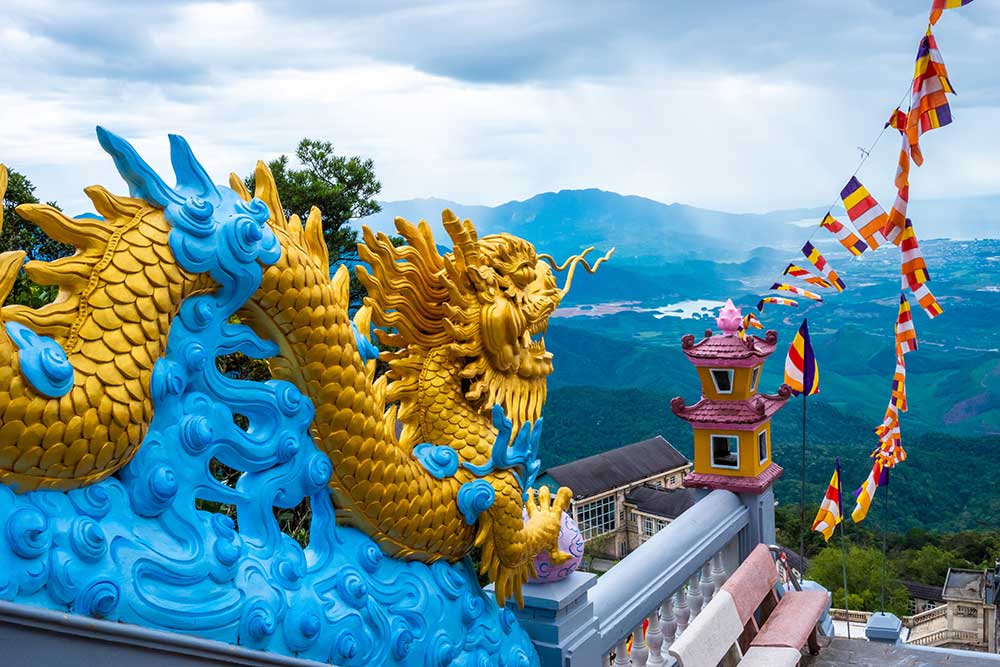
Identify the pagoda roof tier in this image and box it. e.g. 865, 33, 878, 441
684, 463, 783, 494
670, 385, 792, 428
680, 329, 779, 368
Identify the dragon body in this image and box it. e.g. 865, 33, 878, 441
0, 133, 612, 604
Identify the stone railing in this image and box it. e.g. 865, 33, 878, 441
829, 608, 873, 625
909, 628, 980, 647
904, 604, 948, 628
508, 488, 766, 667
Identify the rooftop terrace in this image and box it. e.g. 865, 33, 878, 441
804, 637, 1000, 666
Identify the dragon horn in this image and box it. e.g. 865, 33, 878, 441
96, 127, 184, 208
168, 134, 217, 199
441, 209, 480, 270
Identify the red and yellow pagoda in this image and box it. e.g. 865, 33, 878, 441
671, 299, 791, 493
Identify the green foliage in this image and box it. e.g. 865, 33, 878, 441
1, 167, 71, 307
245, 138, 381, 263
808, 544, 909, 615
898, 545, 974, 587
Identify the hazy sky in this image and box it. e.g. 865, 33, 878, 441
1, 0, 997, 215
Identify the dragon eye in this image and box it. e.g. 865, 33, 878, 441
511, 266, 533, 287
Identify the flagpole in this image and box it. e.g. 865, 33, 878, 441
800, 393, 807, 568
880, 469, 890, 613
836, 458, 851, 640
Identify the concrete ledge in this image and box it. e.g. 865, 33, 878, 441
0, 600, 332, 667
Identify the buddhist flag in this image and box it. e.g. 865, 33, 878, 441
852, 460, 887, 524
890, 353, 908, 412
784, 319, 819, 396
908, 28, 955, 166
812, 462, 843, 542
911, 282, 943, 319
883, 186, 909, 246
895, 293, 918, 355
900, 220, 931, 290
886, 110, 912, 191
929, 0, 975, 26
819, 213, 868, 257
742, 312, 763, 330
783, 263, 833, 289
758, 296, 798, 312
801, 241, 846, 292
771, 282, 823, 302
840, 177, 888, 250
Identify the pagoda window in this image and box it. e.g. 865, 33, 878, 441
576, 494, 617, 540
710, 368, 734, 394
758, 429, 769, 464
710, 435, 740, 469
750, 365, 761, 393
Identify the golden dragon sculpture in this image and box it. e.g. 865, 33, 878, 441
0, 141, 612, 605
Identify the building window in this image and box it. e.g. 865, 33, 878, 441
577, 495, 617, 540
711, 435, 740, 469
669, 475, 677, 486
750, 366, 761, 393
710, 368, 734, 394
654, 480, 663, 489
643, 517, 657, 537
758, 429, 769, 464
629, 511, 637, 525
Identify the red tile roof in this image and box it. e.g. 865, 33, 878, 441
670, 386, 792, 425
681, 330, 779, 364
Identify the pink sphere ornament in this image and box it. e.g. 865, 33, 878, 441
529, 510, 584, 583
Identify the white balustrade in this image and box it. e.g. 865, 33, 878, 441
700, 561, 715, 603
644, 610, 665, 667
660, 597, 677, 652
630, 622, 649, 667
525, 489, 751, 667
687, 573, 703, 620
612, 638, 629, 667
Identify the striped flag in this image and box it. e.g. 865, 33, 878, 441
742, 312, 763, 330
895, 293, 918, 355
908, 28, 955, 166
784, 319, 819, 396
802, 241, 846, 292
886, 110, 912, 191
811, 463, 843, 542
883, 186, 909, 246
771, 282, 823, 302
900, 220, 931, 290
758, 296, 798, 312
911, 282, 943, 319
841, 177, 888, 250
783, 263, 833, 289
890, 353, 908, 412
929, 0, 974, 25
852, 459, 887, 523
819, 213, 868, 257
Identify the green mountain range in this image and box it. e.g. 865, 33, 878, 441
359, 188, 1000, 528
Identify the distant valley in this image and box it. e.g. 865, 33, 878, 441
354, 189, 1000, 528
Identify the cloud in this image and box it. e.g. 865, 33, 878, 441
0, 0, 997, 217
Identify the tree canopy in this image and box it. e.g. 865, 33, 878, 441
1, 166, 70, 307
245, 138, 382, 265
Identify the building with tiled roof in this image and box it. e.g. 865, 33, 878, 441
539, 436, 694, 561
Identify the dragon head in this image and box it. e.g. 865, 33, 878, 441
357, 210, 612, 433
